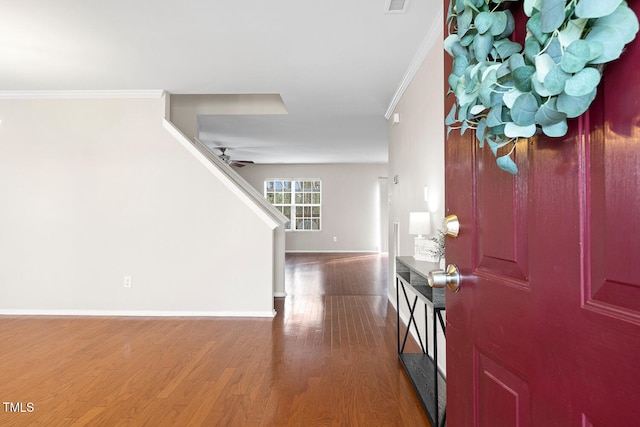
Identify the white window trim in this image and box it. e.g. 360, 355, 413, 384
264, 178, 322, 232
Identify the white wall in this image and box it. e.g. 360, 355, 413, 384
0, 96, 276, 316
388, 32, 447, 372
238, 163, 388, 252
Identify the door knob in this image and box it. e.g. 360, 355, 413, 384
428, 264, 460, 293
442, 215, 460, 238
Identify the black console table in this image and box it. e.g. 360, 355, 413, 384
396, 256, 446, 427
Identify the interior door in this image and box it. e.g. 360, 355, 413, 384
444, 1, 640, 425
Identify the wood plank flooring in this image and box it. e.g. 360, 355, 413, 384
0, 253, 428, 426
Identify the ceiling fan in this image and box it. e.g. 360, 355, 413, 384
217, 147, 254, 168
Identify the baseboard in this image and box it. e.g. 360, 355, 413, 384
285, 250, 381, 254
0, 309, 276, 318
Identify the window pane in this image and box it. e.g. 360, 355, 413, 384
295, 181, 301, 192
304, 193, 311, 204
295, 193, 303, 204
303, 181, 311, 191
274, 193, 282, 204
311, 219, 319, 229
266, 181, 274, 192
312, 206, 320, 217
312, 193, 320, 204
283, 206, 291, 219
266, 193, 274, 203
284, 193, 291, 204
284, 180, 291, 192
313, 181, 320, 192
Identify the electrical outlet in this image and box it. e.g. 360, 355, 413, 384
333, 236, 338, 242
123, 276, 132, 288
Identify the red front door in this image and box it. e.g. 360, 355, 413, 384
444, 1, 640, 425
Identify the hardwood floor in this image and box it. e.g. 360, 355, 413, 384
0, 253, 428, 426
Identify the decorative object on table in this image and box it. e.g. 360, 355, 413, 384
444, 0, 639, 174
409, 212, 431, 261
427, 228, 447, 264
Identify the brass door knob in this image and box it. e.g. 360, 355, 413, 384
442, 214, 460, 238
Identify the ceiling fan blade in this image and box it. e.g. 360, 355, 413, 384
229, 160, 254, 168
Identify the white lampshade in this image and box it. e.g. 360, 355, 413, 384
409, 212, 431, 237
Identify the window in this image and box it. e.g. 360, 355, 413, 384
265, 179, 321, 231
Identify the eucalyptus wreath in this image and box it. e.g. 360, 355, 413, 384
445, 0, 639, 174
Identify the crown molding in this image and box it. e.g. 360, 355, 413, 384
0, 90, 165, 100
384, 6, 444, 120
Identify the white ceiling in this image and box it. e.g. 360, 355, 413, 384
0, 0, 440, 164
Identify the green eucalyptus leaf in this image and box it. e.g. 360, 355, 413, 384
564, 67, 602, 97
587, 41, 604, 62
584, 4, 639, 63
445, 103, 457, 126
543, 65, 570, 95
479, 70, 498, 107
546, 37, 563, 64
535, 53, 555, 83
494, 39, 523, 59
473, 32, 494, 62
490, 11, 508, 36
476, 118, 488, 147
496, 61, 511, 78
505, 122, 537, 138
561, 39, 591, 73
541, 0, 567, 33
487, 137, 511, 156
575, 0, 623, 19
475, 12, 493, 34
557, 88, 597, 118
458, 103, 470, 121
453, 55, 469, 76
542, 119, 569, 137
490, 89, 506, 106
460, 33, 476, 47
524, 37, 542, 64
532, 76, 554, 97
489, 124, 506, 138
511, 93, 539, 126
448, 74, 460, 91
584, 26, 625, 64
451, 40, 470, 59
458, 7, 473, 37
487, 105, 503, 127
509, 53, 526, 70
496, 153, 518, 174
512, 65, 535, 92
461, 120, 470, 135
535, 99, 567, 126
503, 88, 524, 109
526, 12, 549, 45
444, 34, 461, 56
524, 0, 542, 17
470, 104, 487, 115
593, 3, 639, 44
499, 9, 516, 38
558, 18, 588, 48
481, 63, 501, 81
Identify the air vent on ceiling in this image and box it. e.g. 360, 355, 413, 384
385, 0, 409, 13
